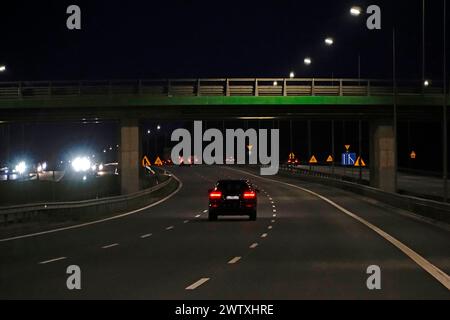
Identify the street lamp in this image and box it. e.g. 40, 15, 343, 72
424, 79, 431, 87
289, 71, 295, 79
273, 81, 278, 86
349, 8, 363, 81
157, 125, 161, 131
350, 6, 362, 16
304, 57, 312, 66
0, 65, 6, 72
325, 37, 334, 46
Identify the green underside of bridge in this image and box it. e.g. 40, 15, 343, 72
0, 95, 448, 109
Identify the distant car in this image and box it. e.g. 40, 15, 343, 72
97, 163, 119, 176
208, 180, 258, 221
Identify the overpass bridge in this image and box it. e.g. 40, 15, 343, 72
0, 78, 448, 196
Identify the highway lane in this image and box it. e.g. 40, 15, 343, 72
0, 165, 449, 299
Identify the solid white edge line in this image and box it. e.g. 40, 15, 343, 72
185, 278, 210, 290
39, 257, 67, 265
227, 167, 450, 291
0, 174, 183, 243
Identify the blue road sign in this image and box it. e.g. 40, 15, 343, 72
342, 153, 357, 166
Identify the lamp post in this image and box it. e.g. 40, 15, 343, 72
393, 27, 398, 192
443, 0, 448, 202
146, 129, 151, 156
155, 125, 161, 157
349, 8, 362, 81
422, 0, 426, 91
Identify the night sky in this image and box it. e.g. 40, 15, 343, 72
1, 0, 448, 80
0, 0, 449, 171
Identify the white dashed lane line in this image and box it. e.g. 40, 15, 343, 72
102, 243, 119, 249
184, 220, 190, 224
38, 257, 67, 265
166, 226, 175, 231
228, 257, 242, 264
268, 226, 273, 230
249, 243, 259, 249
261, 233, 268, 238
140, 234, 152, 239
203, 210, 208, 214
195, 214, 201, 218
186, 278, 210, 290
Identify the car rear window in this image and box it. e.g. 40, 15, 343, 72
217, 181, 249, 193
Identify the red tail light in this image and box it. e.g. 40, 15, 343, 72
243, 191, 256, 199
209, 191, 222, 199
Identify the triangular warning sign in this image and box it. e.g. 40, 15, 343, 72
154, 157, 163, 166
142, 156, 151, 168
355, 156, 366, 167
309, 155, 318, 164
326, 155, 334, 163
345, 145, 351, 152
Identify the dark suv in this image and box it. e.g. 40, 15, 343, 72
208, 180, 258, 221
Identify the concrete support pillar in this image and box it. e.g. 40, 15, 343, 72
369, 120, 397, 193
120, 118, 140, 195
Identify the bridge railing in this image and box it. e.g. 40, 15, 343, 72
0, 78, 445, 100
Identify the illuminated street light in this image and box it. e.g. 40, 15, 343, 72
350, 6, 362, 16
325, 37, 334, 46
147, 129, 151, 134
304, 57, 312, 66
273, 81, 278, 86
157, 125, 161, 130
0, 65, 6, 72
289, 71, 295, 79
424, 79, 431, 87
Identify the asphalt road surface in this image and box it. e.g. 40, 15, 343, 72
0, 166, 449, 299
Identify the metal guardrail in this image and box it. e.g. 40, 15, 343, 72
0, 78, 446, 100
277, 164, 450, 223
0, 175, 175, 226
279, 164, 367, 184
